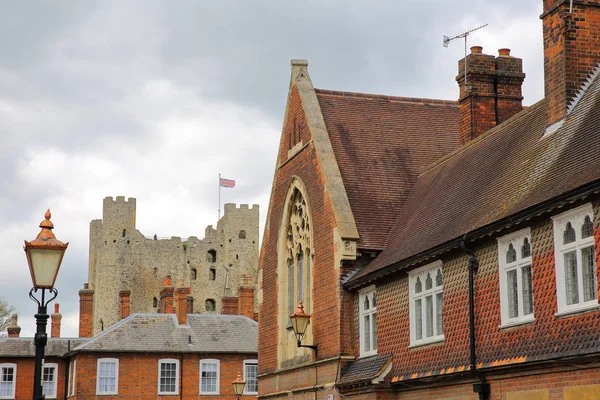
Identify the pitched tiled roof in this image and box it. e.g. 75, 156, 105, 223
74, 314, 257, 353
0, 338, 87, 357
337, 354, 392, 387
348, 71, 600, 285
315, 89, 459, 250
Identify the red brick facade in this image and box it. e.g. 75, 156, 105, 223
1, 357, 68, 400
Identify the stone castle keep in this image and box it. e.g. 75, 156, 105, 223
86, 196, 259, 335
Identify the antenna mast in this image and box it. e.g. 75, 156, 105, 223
443, 24, 488, 85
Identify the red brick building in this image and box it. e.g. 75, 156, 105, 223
258, 1, 600, 399
0, 283, 258, 399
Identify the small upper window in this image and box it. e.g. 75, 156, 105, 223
209, 268, 216, 281
43, 363, 58, 399
239, 230, 246, 239
207, 250, 217, 263
158, 359, 179, 395
96, 358, 118, 395
191, 268, 197, 280
0, 363, 16, 399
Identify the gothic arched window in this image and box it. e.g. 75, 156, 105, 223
286, 189, 312, 315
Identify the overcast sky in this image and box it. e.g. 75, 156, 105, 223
0, 1, 544, 338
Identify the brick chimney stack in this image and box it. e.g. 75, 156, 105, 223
221, 296, 239, 315
457, 46, 525, 145
239, 286, 256, 321
160, 276, 174, 314
79, 283, 94, 338
174, 280, 191, 325
7, 314, 21, 338
119, 290, 131, 319
51, 303, 62, 338
542, 0, 600, 132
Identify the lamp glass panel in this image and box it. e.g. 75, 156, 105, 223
233, 381, 246, 396
291, 315, 310, 336
30, 248, 63, 287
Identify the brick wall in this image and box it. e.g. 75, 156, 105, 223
1, 357, 68, 400
71, 352, 257, 399
259, 83, 345, 374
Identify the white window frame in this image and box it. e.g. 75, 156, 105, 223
42, 362, 58, 399
68, 360, 76, 397
359, 286, 377, 357
0, 363, 16, 400
158, 359, 179, 395
96, 358, 119, 395
497, 228, 535, 327
199, 359, 220, 395
552, 204, 598, 315
409, 260, 444, 347
243, 359, 258, 395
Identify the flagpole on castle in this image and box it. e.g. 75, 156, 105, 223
218, 173, 221, 220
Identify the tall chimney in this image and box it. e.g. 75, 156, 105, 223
542, 0, 600, 132
457, 46, 497, 145
79, 283, 94, 338
119, 290, 131, 319
160, 276, 174, 314
7, 314, 21, 338
495, 48, 526, 124
51, 303, 62, 338
174, 281, 191, 325
238, 286, 256, 321
457, 46, 525, 145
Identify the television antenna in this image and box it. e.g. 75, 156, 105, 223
443, 24, 488, 85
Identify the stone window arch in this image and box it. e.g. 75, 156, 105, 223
191, 268, 197, 280
205, 299, 216, 312
207, 249, 217, 263
277, 178, 314, 364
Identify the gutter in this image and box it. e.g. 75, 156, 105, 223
344, 178, 600, 290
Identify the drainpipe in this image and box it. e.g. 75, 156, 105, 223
461, 240, 490, 400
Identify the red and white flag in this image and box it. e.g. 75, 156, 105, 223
220, 177, 236, 188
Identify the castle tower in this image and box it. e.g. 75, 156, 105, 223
86, 196, 259, 335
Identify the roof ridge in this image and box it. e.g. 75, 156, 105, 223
417, 99, 546, 177
566, 62, 600, 115
314, 88, 458, 106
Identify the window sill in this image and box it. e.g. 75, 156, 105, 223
499, 317, 534, 330
408, 337, 444, 349
555, 303, 600, 318
358, 351, 378, 359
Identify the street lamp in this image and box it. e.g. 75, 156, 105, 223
232, 372, 246, 400
289, 301, 318, 357
24, 210, 68, 400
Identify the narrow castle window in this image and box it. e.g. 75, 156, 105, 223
122, 229, 126, 237
205, 299, 216, 312
207, 250, 217, 263
153, 268, 158, 279
239, 230, 246, 239
153, 297, 158, 308
191, 268, 197, 280
209, 268, 216, 281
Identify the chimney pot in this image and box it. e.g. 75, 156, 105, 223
7, 314, 21, 338
164, 276, 172, 287
471, 46, 483, 54
498, 48, 511, 57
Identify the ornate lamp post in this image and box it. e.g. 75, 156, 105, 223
24, 210, 68, 400
289, 301, 318, 357
232, 373, 246, 400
